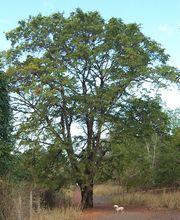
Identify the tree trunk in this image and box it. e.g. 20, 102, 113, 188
29, 190, 33, 220
80, 181, 93, 209
17, 194, 22, 220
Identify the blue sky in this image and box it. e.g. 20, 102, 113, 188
0, 0, 179, 108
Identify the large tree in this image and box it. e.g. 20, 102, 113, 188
5, 9, 178, 208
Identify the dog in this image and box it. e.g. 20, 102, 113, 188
113, 204, 124, 213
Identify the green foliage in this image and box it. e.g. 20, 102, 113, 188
97, 98, 177, 189
5, 9, 179, 207
154, 124, 180, 187
168, 108, 180, 131
112, 97, 170, 139
0, 59, 12, 177
12, 145, 72, 190
154, 109, 180, 187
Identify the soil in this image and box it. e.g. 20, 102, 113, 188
81, 206, 180, 220
72, 188, 180, 220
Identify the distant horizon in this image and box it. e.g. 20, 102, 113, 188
0, 0, 179, 109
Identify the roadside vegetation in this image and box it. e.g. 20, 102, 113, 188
112, 190, 180, 210
94, 183, 180, 210
32, 207, 81, 220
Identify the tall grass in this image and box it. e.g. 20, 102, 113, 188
0, 180, 30, 220
94, 183, 122, 197
112, 190, 180, 210
0, 180, 82, 220
93, 183, 180, 210
32, 207, 82, 220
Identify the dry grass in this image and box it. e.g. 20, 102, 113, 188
0, 180, 82, 220
62, 186, 76, 200
93, 183, 180, 210
112, 190, 180, 210
32, 207, 82, 220
0, 180, 30, 220
94, 183, 122, 197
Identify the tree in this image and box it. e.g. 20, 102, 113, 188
5, 9, 178, 208
112, 97, 169, 165
154, 109, 180, 187
12, 145, 72, 190
168, 108, 180, 131
108, 97, 170, 189
0, 55, 12, 177
154, 136, 179, 187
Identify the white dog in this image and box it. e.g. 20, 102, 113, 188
113, 204, 124, 213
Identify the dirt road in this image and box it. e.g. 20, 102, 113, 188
82, 206, 180, 220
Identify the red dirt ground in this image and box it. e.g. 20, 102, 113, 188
81, 206, 180, 220
72, 188, 180, 220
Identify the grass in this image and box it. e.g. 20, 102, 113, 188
112, 190, 180, 210
93, 183, 180, 210
32, 207, 82, 220
62, 186, 76, 200
0, 180, 82, 220
94, 183, 122, 197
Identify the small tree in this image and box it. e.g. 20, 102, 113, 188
6, 9, 178, 208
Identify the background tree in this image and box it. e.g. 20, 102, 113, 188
154, 109, 180, 187
108, 98, 170, 188
12, 144, 72, 190
5, 9, 178, 208
168, 108, 180, 131
97, 99, 179, 190
0, 55, 12, 177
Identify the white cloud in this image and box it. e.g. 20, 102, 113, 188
158, 24, 173, 35
43, 0, 54, 8
158, 24, 168, 32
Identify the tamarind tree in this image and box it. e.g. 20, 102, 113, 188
5, 9, 178, 208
